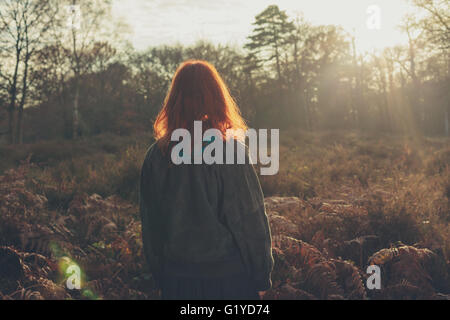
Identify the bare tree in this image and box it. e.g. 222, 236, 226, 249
43, 0, 113, 139
66, 0, 113, 139
0, 0, 52, 144
410, 0, 450, 136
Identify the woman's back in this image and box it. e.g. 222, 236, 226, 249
139, 60, 273, 299
141, 141, 240, 264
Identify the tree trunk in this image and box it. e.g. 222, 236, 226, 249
445, 109, 449, 137
8, 51, 21, 145
73, 78, 80, 139
7, 108, 15, 145
16, 107, 23, 144
60, 87, 70, 139
351, 37, 363, 130
303, 91, 310, 130
16, 51, 29, 145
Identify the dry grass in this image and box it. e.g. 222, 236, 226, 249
0, 130, 448, 299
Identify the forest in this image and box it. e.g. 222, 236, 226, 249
0, 0, 449, 142
0, 0, 449, 300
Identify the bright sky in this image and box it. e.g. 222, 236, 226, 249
112, 0, 416, 53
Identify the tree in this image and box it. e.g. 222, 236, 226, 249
51, 0, 115, 139
285, 13, 314, 129
31, 43, 72, 138
410, 0, 450, 136
244, 5, 294, 84
373, 54, 392, 132
312, 25, 351, 128
397, 15, 428, 133
0, 0, 53, 144
411, 0, 450, 49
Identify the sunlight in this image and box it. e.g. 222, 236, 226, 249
112, 0, 415, 52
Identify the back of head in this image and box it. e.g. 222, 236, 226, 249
153, 60, 247, 151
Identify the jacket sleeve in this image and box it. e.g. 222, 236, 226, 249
139, 152, 164, 288
219, 157, 274, 291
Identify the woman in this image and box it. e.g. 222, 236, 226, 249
139, 60, 273, 300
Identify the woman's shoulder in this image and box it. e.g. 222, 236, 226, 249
142, 140, 165, 167
223, 138, 254, 164
143, 138, 253, 167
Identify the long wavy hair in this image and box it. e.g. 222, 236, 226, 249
153, 60, 247, 151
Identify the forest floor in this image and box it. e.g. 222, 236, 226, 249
0, 130, 449, 299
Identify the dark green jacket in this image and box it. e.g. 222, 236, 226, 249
139, 140, 273, 291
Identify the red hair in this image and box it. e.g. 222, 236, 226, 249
153, 60, 247, 149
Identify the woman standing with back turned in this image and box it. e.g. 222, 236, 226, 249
139, 60, 273, 300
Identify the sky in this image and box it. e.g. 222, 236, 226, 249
112, 0, 416, 53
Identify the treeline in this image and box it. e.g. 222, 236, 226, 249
0, 0, 449, 144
